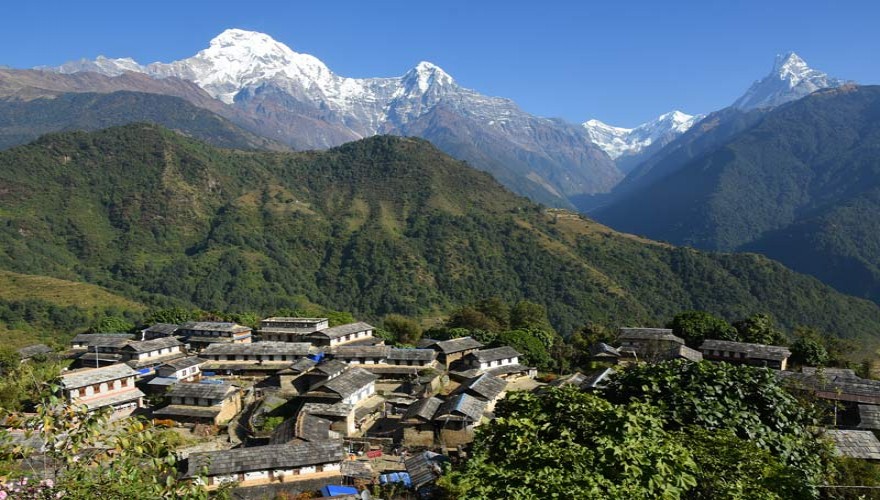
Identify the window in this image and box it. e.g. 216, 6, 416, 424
92, 384, 101, 394
121, 378, 129, 388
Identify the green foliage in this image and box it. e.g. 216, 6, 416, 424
667, 310, 737, 347
826, 457, 880, 499
601, 360, 831, 495
93, 315, 135, 333
733, 313, 787, 345
790, 326, 831, 367
440, 388, 697, 499
1, 125, 880, 350
144, 307, 199, 325
382, 314, 422, 345
0, 356, 65, 411
509, 301, 555, 335
495, 329, 552, 370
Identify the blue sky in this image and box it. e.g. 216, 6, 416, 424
2, 0, 877, 127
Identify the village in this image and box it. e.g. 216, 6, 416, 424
6, 317, 880, 498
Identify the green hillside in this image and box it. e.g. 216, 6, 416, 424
1, 124, 880, 343
595, 85, 880, 303
0, 90, 288, 151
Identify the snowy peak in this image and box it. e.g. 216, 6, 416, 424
402, 61, 455, 92
733, 52, 847, 110
583, 110, 702, 159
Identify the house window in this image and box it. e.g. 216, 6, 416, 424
92, 384, 101, 394
121, 378, 129, 388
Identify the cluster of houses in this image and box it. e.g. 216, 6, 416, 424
12, 317, 537, 494
11, 321, 880, 495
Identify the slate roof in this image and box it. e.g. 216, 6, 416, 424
284, 357, 318, 374
159, 356, 204, 372
424, 337, 484, 354
314, 359, 349, 376
178, 322, 251, 333
460, 374, 507, 401
858, 405, 880, 430
184, 440, 344, 477
297, 413, 334, 442
61, 364, 138, 389
332, 345, 388, 358
485, 364, 535, 378
433, 393, 487, 422
152, 406, 220, 419
405, 451, 448, 490
550, 372, 590, 388
70, 333, 135, 346
315, 367, 378, 399
201, 342, 314, 356
301, 402, 356, 418
18, 344, 53, 359
588, 342, 621, 357
802, 367, 857, 378
700, 339, 791, 361
387, 348, 437, 362
143, 323, 179, 336
121, 337, 182, 353
403, 397, 443, 421
825, 429, 880, 460
675, 344, 704, 362
778, 371, 880, 404
82, 389, 145, 410
165, 382, 236, 401
580, 367, 616, 390
341, 460, 373, 479
313, 322, 374, 340
469, 346, 521, 364
618, 328, 684, 344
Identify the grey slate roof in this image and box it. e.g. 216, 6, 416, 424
83, 388, 145, 410
71, 333, 135, 346
405, 451, 447, 490
315, 367, 378, 399
858, 405, 880, 430
332, 345, 387, 358
469, 346, 521, 364
460, 374, 507, 401
314, 359, 349, 376
675, 344, 704, 362
121, 337, 182, 353
580, 367, 616, 390
802, 367, 857, 378
165, 382, 236, 401
184, 440, 344, 477
425, 337, 484, 354
387, 348, 437, 362
313, 322, 374, 340
700, 339, 790, 361
778, 371, 880, 404
341, 459, 373, 479
434, 393, 487, 422
485, 364, 535, 378
825, 429, 880, 460
201, 342, 314, 356
18, 344, 53, 359
297, 413, 333, 442
403, 397, 443, 421
618, 328, 684, 344
301, 402, 355, 418
285, 357, 318, 374
588, 342, 621, 357
179, 322, 251, 333
143, 323, 179, 336
152, 406, 220, 419
61, 364, 138, 389
159, 356, 204, 372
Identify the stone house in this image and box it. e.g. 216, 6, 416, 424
305, 322, 376, 347
184, 440, 344, 489
700, 339, 790, 370
155, 356, 204, 382
419, 337, 483, 368
260, 317, 329, 342
152, 382, 241, 426
119, 337, 185, 370
60, 364, 144, 416
141, 323, 179, 340
176, 322, 252, 350
304, 367, 378, 406
200, 342, 316, 376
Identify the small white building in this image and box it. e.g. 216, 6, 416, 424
465, 346, 521, 371
306, 322, 375, 347
60, 364, 144, 416
260, 317, 329, 342
120, 337, 184, 368
155, 356, 204, 381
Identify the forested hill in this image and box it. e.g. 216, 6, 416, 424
1, 124, 880, 342
594, 85, 880, 303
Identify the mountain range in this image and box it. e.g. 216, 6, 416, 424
1, 124, 879, 344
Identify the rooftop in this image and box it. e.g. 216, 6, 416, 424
314, 367, 378, 399
778, 371, 880, 404
143, 323, 179, 336
859, 405, 880, 430
468, 346, 521, 363
700, 339, 791, 361
387, 348, 437, 362
17, 344, 53, 359
61, 364, 139, 389
460, 373, 507, 401
618, 328, 684, 345
159, 356, 204, 372
201, 341, 314, 356
825, 429, 880, 460
165, 382, 236, 401
184, 440, 344, 478
178, 322, 251, 333
421, 337, 484, 354
121, 337, 182, 353
332, 345, 388, 358
434, 393, 487, 422
71, 333, 136, 346
312, 322, 375, 340
403, 397, 443, 421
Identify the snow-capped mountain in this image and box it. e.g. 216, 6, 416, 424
732, 52, 847, 110
582, 110, 702, 160
42, 28, 621, 207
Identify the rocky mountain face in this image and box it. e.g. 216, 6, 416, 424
44, 28, 621, 207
